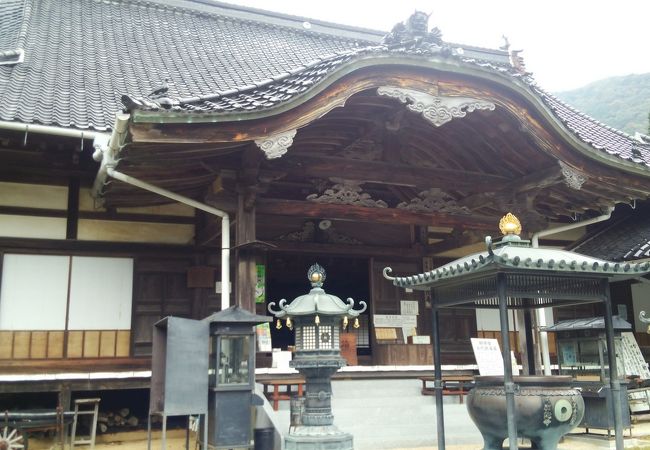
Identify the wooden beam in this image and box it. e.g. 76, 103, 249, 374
267, 239, 424, 259
460, 165, 563, 209
256, 198, 497, 230
265, 155, 509, 192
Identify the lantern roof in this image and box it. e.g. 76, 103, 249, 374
384, 213, 650, 291
268, 263, 367, 318
203, 305, 271, 325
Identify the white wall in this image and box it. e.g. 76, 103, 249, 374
67, 256, 133, 330
0, 254, 69, 329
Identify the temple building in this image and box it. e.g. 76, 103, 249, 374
1, 0, 650, 396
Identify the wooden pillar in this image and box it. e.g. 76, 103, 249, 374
235, 189, 257, 312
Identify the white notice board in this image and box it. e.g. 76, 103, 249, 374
621, 332, 650, 379
471, 338, 505, 376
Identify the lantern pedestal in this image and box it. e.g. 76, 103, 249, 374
286, 352, 352, 450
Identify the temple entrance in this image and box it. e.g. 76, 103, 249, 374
265, 253, 370, 357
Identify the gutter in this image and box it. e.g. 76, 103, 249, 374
531, 206, 615, 375
92, 114, 231, 311
0, 120, 109, 140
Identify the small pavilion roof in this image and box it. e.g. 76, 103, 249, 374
386, 230, 650, 291
542, 316, 631, 332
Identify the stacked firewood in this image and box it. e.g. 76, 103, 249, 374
96, 408, 139, 433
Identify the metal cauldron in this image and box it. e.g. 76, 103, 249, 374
466, 376, 584, 450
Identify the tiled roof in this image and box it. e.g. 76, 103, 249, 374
1, 0, 649, 171
0, 0, 29, 64
0, 0, 376, 130
571, 212, 650, 261
533, 87, 650, 166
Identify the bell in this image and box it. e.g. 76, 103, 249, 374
342, 316, 349, 329
276, 319, 282, 330
286, 317, 293, 330
353, 318, 360, 329
315, 315, 320, 325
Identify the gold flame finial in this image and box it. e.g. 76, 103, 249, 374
499, 212, 521, 236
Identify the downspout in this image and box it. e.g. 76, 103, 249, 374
92, 114, 231, 311
531, 206, 614, 375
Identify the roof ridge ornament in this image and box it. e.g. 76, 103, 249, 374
377, 87, 495, 127
382, 11, 443, 47
499, 212, 522, 236
308, 263, 326, 288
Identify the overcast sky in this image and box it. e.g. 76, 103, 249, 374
222, 0, 650, 92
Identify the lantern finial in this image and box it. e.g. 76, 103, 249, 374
499, 212, 521, 236
308, 263, 326, 288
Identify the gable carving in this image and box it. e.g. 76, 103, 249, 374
377, 86, 495, 127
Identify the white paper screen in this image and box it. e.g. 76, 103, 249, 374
68, 256, 133, 330
0, 254, 69, 330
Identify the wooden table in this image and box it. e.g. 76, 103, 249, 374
259, 378, 306, 411
419, 375, 474, 403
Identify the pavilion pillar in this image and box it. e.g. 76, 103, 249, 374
497, 273, 518, 450
431, 299, 445, 450
603, 280, 624, 450
235, 189, 257, 312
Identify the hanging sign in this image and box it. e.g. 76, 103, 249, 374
255, 265, 266, 304
255, 322, 272, 352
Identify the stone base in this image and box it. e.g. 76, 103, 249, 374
285, 425, 353, 450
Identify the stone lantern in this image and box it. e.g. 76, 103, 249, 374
268, 263, 366, 450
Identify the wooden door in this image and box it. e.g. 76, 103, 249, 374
132, 258, 193, 356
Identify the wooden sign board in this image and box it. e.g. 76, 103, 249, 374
375, 327, 402, 344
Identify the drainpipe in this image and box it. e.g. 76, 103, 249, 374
92, 114, 231, 311
531, 206, 614, 375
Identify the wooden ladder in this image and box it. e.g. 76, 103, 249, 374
70, 398, 101, 449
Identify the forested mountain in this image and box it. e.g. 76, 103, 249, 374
555, 73, 650, 136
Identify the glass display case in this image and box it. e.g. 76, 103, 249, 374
556, 330, 624, 381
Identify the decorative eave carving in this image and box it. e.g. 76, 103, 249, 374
277, 221, 315, 242
397, 188, 470, 215
558, 161, 587, 190
254, 129, 297, 159
306, 179, 388, 208
377, 87, 496, 127
276, 221, 362, 245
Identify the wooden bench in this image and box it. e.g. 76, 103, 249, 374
259, 378, 306, 411
419, 375, 474, 403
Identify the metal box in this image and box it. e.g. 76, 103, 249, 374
150, 316, 209, 416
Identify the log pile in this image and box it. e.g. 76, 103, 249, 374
96, 408, 139, 433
